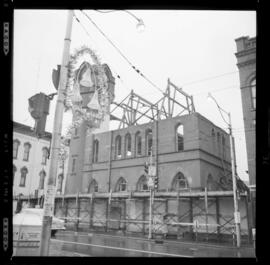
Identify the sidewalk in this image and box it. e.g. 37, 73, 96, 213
56, 230, 255, 251
49, 239, 90, 256
81, 229, 255, 249
49, 231, 255, 257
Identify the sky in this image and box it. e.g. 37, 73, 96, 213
13, 9, 256, 182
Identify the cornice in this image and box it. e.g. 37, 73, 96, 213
235, 47, 256, 58
236, 59, 256, 68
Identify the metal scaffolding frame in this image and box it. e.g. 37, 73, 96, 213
18, 189, 253, 245
110, 79, 196, 129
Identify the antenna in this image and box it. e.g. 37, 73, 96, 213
35, 56, 41, 92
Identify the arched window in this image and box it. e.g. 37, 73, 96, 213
176, 124, 184, 151
222, 135, 226, 159
74, 127, 78, 136
13, 139, 20, 159
23, 142, 31, 161
93, 139, 99, 162
146, 129, 153, 156
136, 175, 148, 191
88, 179, 98, 193
250, 78, 256, 109
217, 132, 220, 143
41, 147, 49, 165
206, 174, 215, 191
20, 167, 28, 187
39, 170, 46, 189
125, 133, 132, 157
115, 177, 127, 192
135, 131, 142, 156
13, 165, 17, 183
211, 128, 215, 137
171, 172, 189, 191
217, 132, 221, 155
71, 158, 76, 173
115, 135, 122, 159
57, 174, 64, 193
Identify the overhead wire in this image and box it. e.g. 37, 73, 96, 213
76, 10, 250, 140
180, 71, 239, 87
79, 10, 242, 103
80, 10, 165, 95
73, 12, 132, 94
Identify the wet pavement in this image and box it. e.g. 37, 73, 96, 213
49, 231, 256, 258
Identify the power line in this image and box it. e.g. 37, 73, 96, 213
79, 11, 241, 101
181, 71, 239, 87
80, 10, 165, 95
74, 12, 132, 93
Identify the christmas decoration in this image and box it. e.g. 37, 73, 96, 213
61, 46, 110, 153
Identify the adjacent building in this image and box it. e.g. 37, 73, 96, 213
235, 36, 256, 185
13, 121, 68, 211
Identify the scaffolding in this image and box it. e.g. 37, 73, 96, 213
110, 78, 196, 129
56, 190, 251, 244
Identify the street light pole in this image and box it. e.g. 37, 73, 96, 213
148, 150, 153, 239
228, 113, 241, 248
40, 10, 74, 256
207, 93, 241, 248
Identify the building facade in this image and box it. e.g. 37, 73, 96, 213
65, 112, 232, 195
13, 122, 68, 211
235, 36, 256, 185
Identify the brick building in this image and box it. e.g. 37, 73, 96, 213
235, 36, 256, 185
65, 100, 232, 195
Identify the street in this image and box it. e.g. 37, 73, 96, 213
49, 231, 256, 257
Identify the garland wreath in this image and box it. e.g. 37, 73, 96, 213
61, 45, 109, 149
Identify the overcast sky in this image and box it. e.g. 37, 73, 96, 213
13, 9, 256, 182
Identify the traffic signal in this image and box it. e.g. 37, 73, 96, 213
154, 176, 159, 190
144, 163, 149, 175
28, 93, 50, 137
52, 65, 61, 90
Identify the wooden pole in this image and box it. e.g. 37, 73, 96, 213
245, 194, 251, 243
89, 196, 94, 229
142, 198, 146, 235
64, 198, 68, 226
105, 198, 110, 232
76, 192, 80, 232
148, 189, 153, 239
189, 198, 193, 236
122, 199, 127, 234
108, 131, 112, 192
216, 197, 221, 242
177, 179, 180, 238
205, 187, 209, 241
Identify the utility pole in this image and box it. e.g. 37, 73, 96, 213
148, 149, 154, 239
228, 113, 241, 248
39, 10, 74, 256
207, 93, 241, 248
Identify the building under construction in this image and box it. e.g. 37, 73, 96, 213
55, 71, 255, 244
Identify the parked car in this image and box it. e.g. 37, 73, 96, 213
13, 207, 65, 237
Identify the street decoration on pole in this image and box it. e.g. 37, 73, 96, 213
60, 46, 110, 149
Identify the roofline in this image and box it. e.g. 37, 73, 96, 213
13, 121, 52, 140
